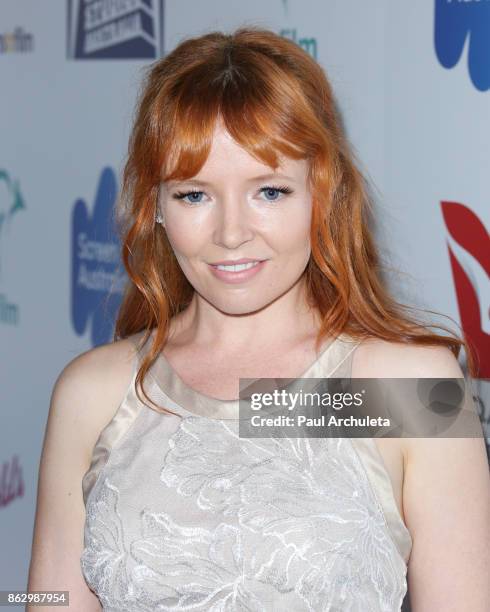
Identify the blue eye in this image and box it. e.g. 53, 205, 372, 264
172, 190, 204, 205
171, 184, 293, 206
260, 185, 293, 202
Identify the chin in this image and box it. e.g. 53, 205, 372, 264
207, 294, 274, 316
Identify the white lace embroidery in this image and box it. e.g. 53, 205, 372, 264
81, 416, 407, 611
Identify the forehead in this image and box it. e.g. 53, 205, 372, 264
165, 123, 308, 187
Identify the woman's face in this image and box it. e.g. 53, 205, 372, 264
159, 123, 313, 315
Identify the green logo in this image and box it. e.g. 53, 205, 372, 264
280, 28, 317, 60
0, 169, 26, 326
280, 0, 317, 59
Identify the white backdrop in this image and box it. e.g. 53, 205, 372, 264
1, 0, 488, 598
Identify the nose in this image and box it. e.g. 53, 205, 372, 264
212, 194, 254, 249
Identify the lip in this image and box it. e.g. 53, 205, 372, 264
208, 257, 265, 265
208, 259, 268, 284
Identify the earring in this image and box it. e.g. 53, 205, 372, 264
155, 212, 164, 225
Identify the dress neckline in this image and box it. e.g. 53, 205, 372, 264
145, 328, 358, 420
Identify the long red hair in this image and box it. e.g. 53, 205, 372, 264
112, 26, 478, 414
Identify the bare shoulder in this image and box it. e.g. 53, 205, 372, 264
52, 332, 141, 461
352, 335, 464, 378
350, 336, 484, 473
56, 333, 138, 393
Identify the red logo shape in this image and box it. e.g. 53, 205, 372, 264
441, 201, 489, 379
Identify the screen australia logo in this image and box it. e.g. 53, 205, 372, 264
72, 167, 127, 347
434, 0, 490, 91
67, 0, 165, 59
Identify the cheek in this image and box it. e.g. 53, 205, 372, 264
293, 211, 312, 243
164, 200, 312, 257
164, 216, 207, 258
269, 205, 312, 252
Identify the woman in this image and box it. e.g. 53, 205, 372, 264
28, 27, 489, 611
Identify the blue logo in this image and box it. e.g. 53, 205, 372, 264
435, 0, 490, 91
67, 0, 165, 60
72, 167, 126, 346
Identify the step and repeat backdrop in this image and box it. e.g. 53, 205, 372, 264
1, 0, 488, 592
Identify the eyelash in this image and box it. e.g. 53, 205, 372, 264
171, 184, 293, 205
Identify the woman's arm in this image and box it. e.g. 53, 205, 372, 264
353, 338, 489, 609
403, 434, 489, 610
399, 346, 490, 611
26, 339, 136, 611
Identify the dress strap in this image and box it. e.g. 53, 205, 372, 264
81, 329, 153, 506
334, 336, 414, 564
349, 437, 413, 563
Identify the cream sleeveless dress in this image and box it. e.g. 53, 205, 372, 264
80, 329, 413, 611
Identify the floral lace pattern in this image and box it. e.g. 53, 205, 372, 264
81, 416, 407, 611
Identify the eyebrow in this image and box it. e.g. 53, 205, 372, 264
166, 173, 296, 186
